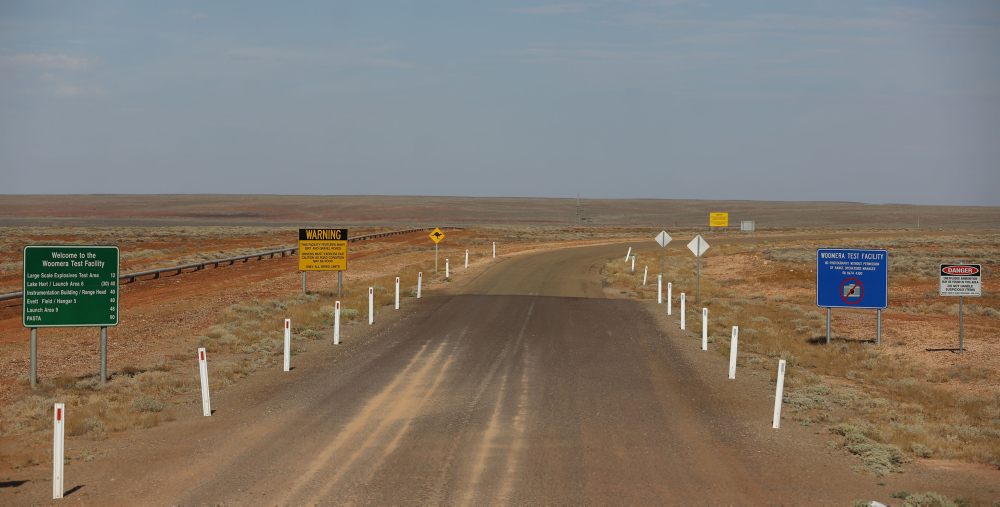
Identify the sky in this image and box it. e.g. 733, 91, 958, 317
1, 1, 999, 205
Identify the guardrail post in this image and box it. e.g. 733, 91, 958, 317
53, 403, 65, 499
333, 301, 341, 345
198, 348, 211, 416
729, 326, 739, 379
283, 319, 291, 372
773, 360, 786, 428
368, 288, 374, 325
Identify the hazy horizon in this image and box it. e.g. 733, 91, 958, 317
3, 1, 999, 205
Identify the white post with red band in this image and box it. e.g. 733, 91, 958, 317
729, 326, 739, 380
395, 277, 400, 310
283, 319, 291, 372
368, 287, 374, 325
198, 348, 211, 416
417, 272, 422, 299
702, 308, 708, 351
333, 301, 341, 345
773, 359, 787, 428
53, 403, 65, 499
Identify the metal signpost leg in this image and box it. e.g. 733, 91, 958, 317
959, 296, 964, 352
876, 309, 881, 346
301, 272, 307, 294
100, 326, 108, 383
826, 308, 831, 345
338, 271, 343, 298
435, 244, 439, 273
30, 328, 37, 388
696, 256, 701, 304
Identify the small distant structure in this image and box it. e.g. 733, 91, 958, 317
740, 220, 756, 232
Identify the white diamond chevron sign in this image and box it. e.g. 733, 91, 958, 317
655, 230, 672, 248
687, 235, 709, 257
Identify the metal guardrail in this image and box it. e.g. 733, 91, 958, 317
0, 227, 461, 303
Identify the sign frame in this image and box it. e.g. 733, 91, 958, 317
939, 264, 981, 297
429, 228, 445, 244
22, 245, 120, 328
709, 212, 729, 228
816, 248, 888, 310
298, 228, 349, 272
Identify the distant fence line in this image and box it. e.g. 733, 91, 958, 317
0, 227, 462, 303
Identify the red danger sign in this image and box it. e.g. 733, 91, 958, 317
942, 265, 979, 276
940, 264, 981, 297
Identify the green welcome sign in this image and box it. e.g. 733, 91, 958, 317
23, 246, 119, 327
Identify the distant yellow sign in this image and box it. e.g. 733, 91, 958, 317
429, 228, 445, 244
298, 228, 348, 271
710, 212, 729, 227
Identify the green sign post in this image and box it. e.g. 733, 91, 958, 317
23, 245, 119, 386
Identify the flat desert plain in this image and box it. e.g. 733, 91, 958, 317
0, 195, 997, 505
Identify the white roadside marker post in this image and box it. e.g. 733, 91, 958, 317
728, 326, 739, 379
445, 258, 450, 279
680, 293, 686, 330
465, 249, 469, 269
631, 255, 635, 273
198, 348, 211, 416
667, 282, 673, 315
492, 242, 496, 258
773, 359, 787, 429
702, 308, 708, 351
657, 275, 663, 304
643, 266, 648, 286
368, 287, 374, 325
624, 246, 632, 262
52, 403, 65, 500
417, 272, 422, 299
333, 301, 341, 345
283, 319, 291, 372
395, 277, 400, 310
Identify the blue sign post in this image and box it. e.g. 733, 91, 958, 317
816, 248, 888, 344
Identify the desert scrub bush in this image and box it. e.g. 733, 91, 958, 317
68, 415, 107, 439
128, 395, 164, 413
910, 443, 933, 458
831, 423, 907, 476
893, 491, 960, 507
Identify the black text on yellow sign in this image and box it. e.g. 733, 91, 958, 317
298, 228, 348, 271
709, 212, 729, 227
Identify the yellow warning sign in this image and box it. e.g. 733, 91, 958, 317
429, 228, 446, 244
298, 228, 348, 271
709, 212, 729, 227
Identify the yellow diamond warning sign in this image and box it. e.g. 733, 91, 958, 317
429, 228, 445, 244
298, 228, 348, 271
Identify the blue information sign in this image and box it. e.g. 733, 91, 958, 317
816, 248, 888, 309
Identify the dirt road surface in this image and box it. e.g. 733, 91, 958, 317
5, 243, 998, 505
